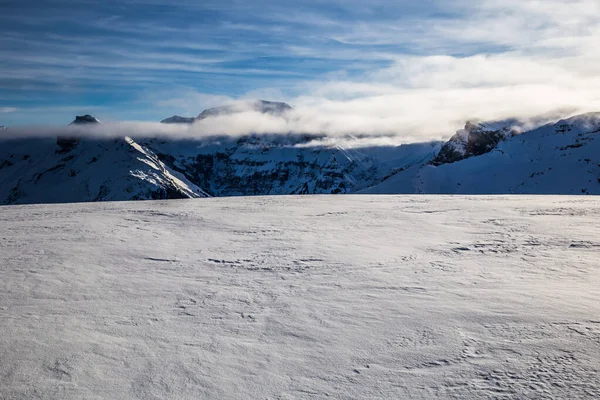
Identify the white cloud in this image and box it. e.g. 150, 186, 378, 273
0, 107, 17, 113
135, 0, 600, 141
4, 0, 600, 141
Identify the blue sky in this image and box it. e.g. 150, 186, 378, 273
2, 0, 600, 135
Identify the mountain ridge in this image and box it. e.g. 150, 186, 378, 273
1, 107, 599, 204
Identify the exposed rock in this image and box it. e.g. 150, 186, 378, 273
56, 137, 81, 154
431, 120, 518, 166
69, 114, 100, 125
59, 115, 101, 153
143, 133, 425, 197
160, 115, 195, 124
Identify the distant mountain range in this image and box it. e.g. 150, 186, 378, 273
1, 101, 599, 204
160, 100, 293, 124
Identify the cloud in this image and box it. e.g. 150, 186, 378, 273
0, 107, 17, 113
2, 0, 600, 141
0, 101, 574, 147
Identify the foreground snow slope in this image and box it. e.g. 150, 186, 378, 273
1, 196, 599, 399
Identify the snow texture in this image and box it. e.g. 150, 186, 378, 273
1, 196, 599, 399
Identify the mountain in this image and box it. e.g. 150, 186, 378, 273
0, 126, 7, 131
430, 119, 519, 165
362, 113, 600, 195
0, 118, 208, 204
69, 114, 100, 125
1, 107, 600, 205
0, 125, 437, 204
139, 134, 441, 197
196, 100, 293, 120
160, 115, 195, 124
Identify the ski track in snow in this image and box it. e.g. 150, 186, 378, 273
0, 195, 599, 399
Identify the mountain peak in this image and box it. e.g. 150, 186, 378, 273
431, 119, 519, 166
69, 115, 100, 125
160, 115, 195, 124
251, 100, 293, 114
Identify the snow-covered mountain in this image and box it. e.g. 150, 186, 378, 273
1, 107, 600, 205
0, 117, 436, 204
363, 113, 600, 195
430, 119, 520, 166
139, 135, 441, 197
0, 134, 207, 205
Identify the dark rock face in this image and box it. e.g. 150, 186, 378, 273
431, 121, 516, 166
58, 115, 100, 153
69, 115, 100, 125
145, 134, 381, 197
196, 100, 293, 120
160, 115, 195, 124
56, 137, 80, 154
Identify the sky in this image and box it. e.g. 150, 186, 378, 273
2, 0, 600, 140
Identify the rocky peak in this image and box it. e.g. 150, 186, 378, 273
431, 120, 518, 166
69, 114, 100, 125
59, 115, 100, 153
160, 115, 196, 124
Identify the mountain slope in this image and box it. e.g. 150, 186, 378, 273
362, 113, 600, 194
430, 119, 519, 165
0, 129, 437, 203
0, 135, 207, 205
2, 109, 600, 204
141, 135, 441, 196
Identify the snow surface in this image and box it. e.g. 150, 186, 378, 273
1, 196, 599, 399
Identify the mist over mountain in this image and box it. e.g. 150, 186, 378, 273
196, 100, 293, 120
1, 103, 599, 205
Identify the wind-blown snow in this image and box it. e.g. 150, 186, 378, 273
1, 196, 599, 399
